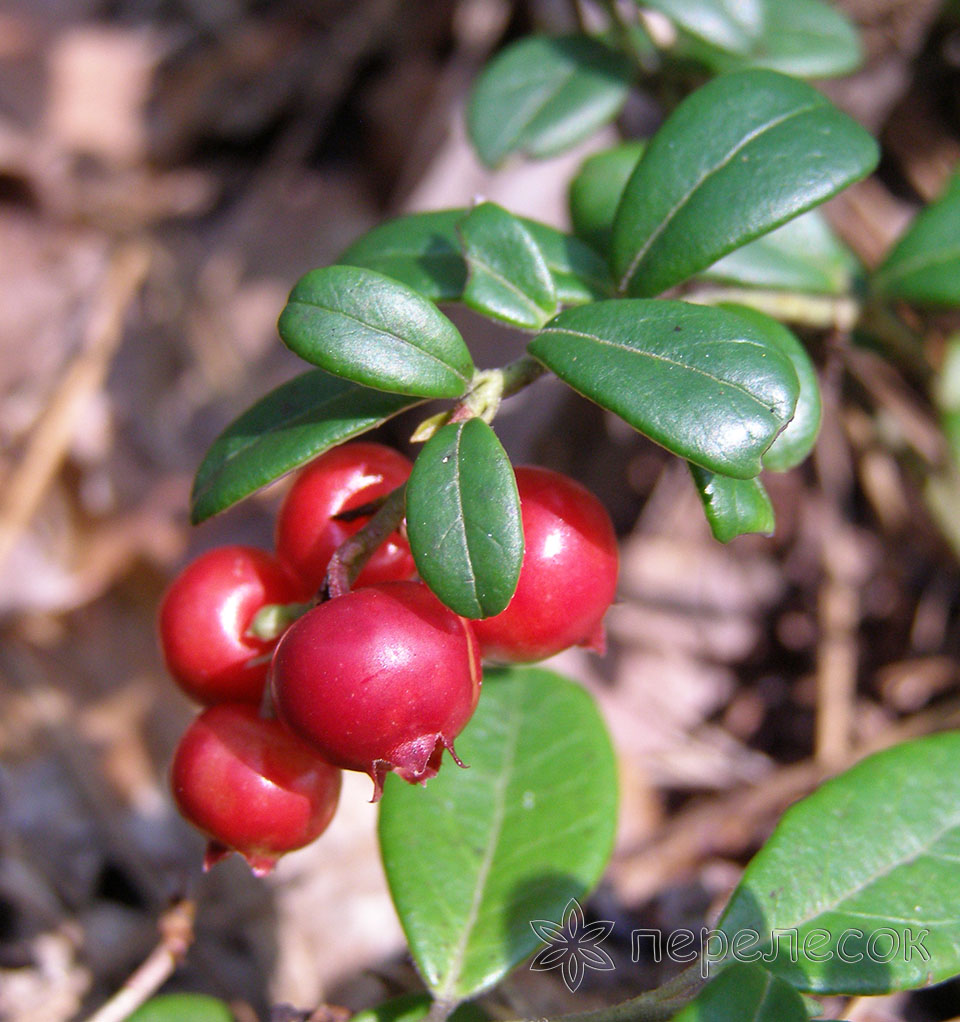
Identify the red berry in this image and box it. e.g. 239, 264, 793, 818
271, 581, 481, 799
275, 442, 415, 593
159, 546, 304, 706
170, 703, 342, 876
472, 466, 618, 663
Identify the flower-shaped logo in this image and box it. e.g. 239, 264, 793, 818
529, 898, 616, 992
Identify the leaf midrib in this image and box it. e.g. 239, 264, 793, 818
436, 700, 523, 999
537, 324, 786, 413
287, 299, 470, 383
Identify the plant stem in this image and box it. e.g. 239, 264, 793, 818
329, 356, 546, 594
543, 965, 705, 1022
324, 483, 408, 599
501, 355, 548, 398
686, 286, 860, 331
599, 0, 654, 71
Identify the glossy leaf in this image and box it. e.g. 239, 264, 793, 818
702, 209, 860, 295
669, 0, 862, 79
672, 963, 808, 1022
351, 993, 489, 1022
190, 371, 420, 524
874, 175, 960, 307
128, 994, 234, 1022
642, 0, 764, 54
720, 305, 821, 471
467, 35, 634, 167
278, 265, 474, 397
459, 203, 558, 329
522, 218, 612, 303
719, 730, 960, 993
339, 209, 608, 305
528, 300, 799, 478
569, 141, 645, 256
611, 69, 879, 298
339, 210, 468, 302
689, 464, 774, 542
406, 418, 523, 619
379, 665, 618, 1000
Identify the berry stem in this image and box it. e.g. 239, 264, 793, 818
324, 483, 408, 599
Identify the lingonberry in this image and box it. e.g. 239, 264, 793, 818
275, 442, 415, 593
271, 581, 481, 799
159, 545, 304, 706
170, 703, 342, 876
472, 466, 618, 663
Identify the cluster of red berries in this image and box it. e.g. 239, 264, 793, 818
160, 443, 618, 874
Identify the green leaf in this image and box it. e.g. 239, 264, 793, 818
642, 0, 765, 54
611, 69, 878, 297
719, 305, 821, 471
278, 265, 474, 397
672, 963, 809, 1022
379, 665, 618, 1000
467, 35, 634, 167
528, 300, 800, 478
701, 209, 860, 296
522, 219, 613, 303
190, 371, 420, 524
569, 141, 646, 256
128, 994, 233, 1022
406, 418, 523, 619
874, 175, 960, 308
689, 464, 775, 542
339, 210, 468, 302
460, 203, 559, 329
718, 730, 960, 994
668, 0, 862, 79
339, 209, 609, 306
351, 993, 489, 1022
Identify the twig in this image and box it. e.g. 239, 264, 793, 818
0, 241, 151, 573
610, 698, 960, 905
815, 518, 862, 767
82, 900, 196, 1022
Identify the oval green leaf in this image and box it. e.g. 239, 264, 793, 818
689, 464, 775, 542
406, 418, 523, 619
718, 730, 960, 993
278, 265, 474, 397
467, 35, 634, 168
642, 0, 764, 54
378, 665, 618, 1000
128, 994, 234, 1022
460, 202, 558, 330
339, 209, 609, 306
668, 0, 862, 79
874, 175, 960, 308
528, 300, 800, 478
521, 218, 613, 303
719, 305, 821, 471
190, 371, 420, 524
340, 210, 468, 302
610, 69, 878, 297
672, 963, 809, 1022
701, 209, 860, 296
569, 141, 646, 256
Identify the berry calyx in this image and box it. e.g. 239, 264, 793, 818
472, 466, 618, 663
271, 581, 481, 799
275, 442, 415, 593
170, 703, 342, 876
159, 545, 305, 705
